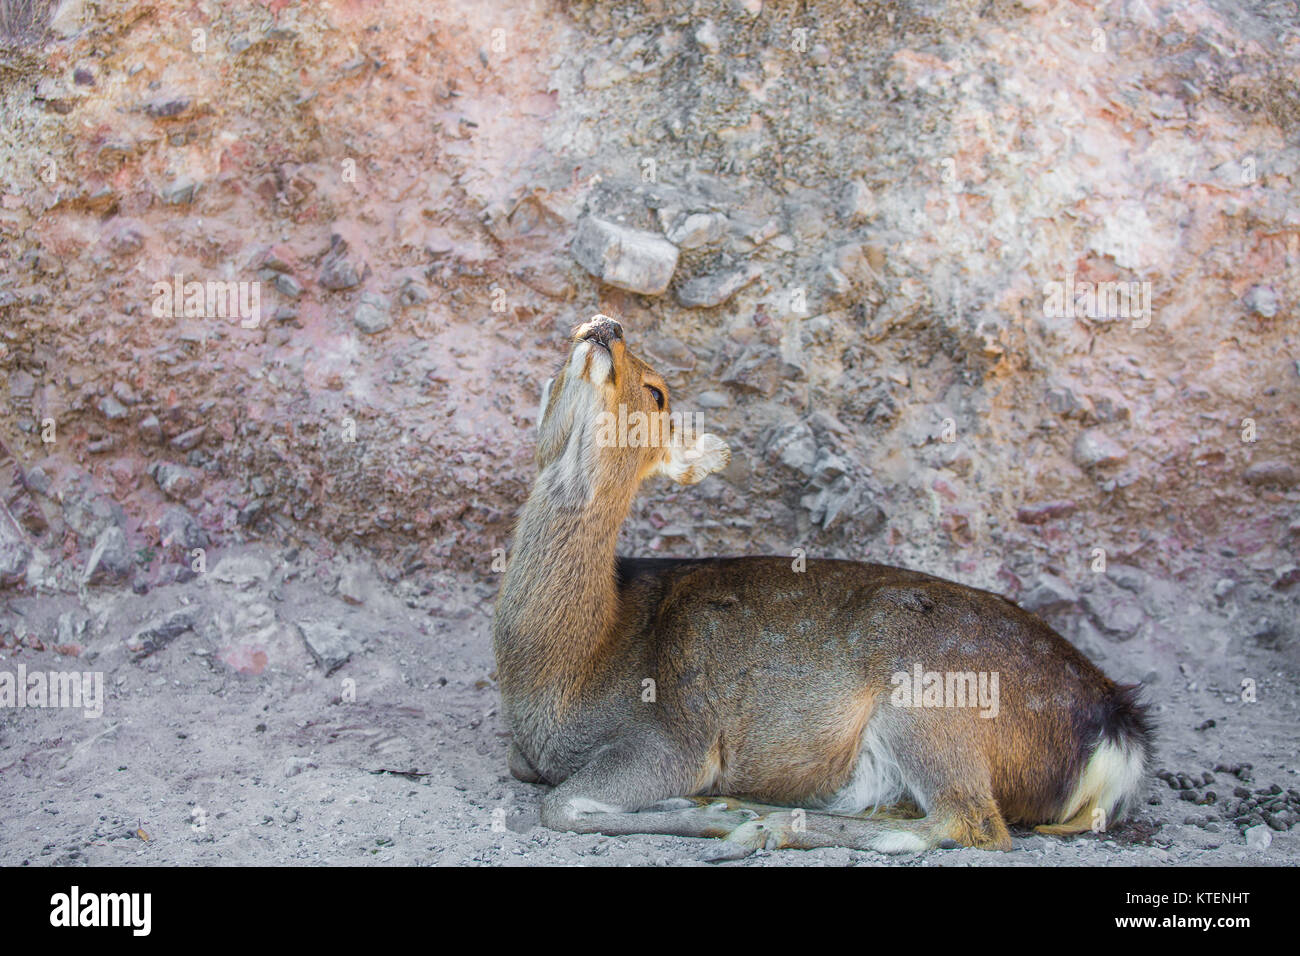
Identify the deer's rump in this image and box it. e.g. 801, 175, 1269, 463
613, 555, 1150, 822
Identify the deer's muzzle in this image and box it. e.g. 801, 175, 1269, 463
575, 315, 623, 350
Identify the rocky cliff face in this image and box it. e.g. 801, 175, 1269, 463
1, 0, 1297, 663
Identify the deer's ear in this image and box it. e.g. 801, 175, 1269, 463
654, 433, 730, 486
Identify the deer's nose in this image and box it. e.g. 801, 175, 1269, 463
575, 315, 623, 348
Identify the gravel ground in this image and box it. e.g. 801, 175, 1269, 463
1, 542, 1296, 867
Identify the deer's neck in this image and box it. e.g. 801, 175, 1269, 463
494, 479, 634, 703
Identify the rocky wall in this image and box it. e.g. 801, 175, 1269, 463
1, 0, 1297, 666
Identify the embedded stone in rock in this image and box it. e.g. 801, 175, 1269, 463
1, 457, 47, 537
97, 395, 128, 420
354, 291, 392, 334
1081, 588, 1145, 641
211, 554, 272, 588
125, 608, 198, 661
50, 0, 87, 38
941, 442, 972, 476
62, 491, 126, 542
0, 536, 31, 587
105, 223, 144, 256
9, 371, 35, 399
767, 421, 819, 479
138, 414, 163, 443
720, 344, 786, 397
1273, 565, 1300, 590
236, 499, 263, 527
82, 524, 131, 584
143, 96, 193, 120
838, 179, 877, 223
35, 80, 75, 114
170, 424, 207, 451
832, 242, 885, 287
812, 448, 851, 485
111, 381, 140, 405
1072, 429, 1127, 468
161, 178, 198, 205
22, 466, 51, 497
320, 245, 363, 290
274, 273, 303, 299
254, 247, 294, 273
1020, 573, 1078, 613
638, 335, 696, 386
150, 462, 201, 500
1244, 285, 1278, 319
801, 475, 859, 529
57, 610, 88, 646
157, 506, 208, 551
675, 265, 760, 308
397, 278, 431, 306
1108, 564, 1154, 594
1243, 460, 1298, 488
666, 212, 727, 249
736, 216, 780, 247
298, 620, 361, 675
571, 217, 678, 295
514, 263, 574, 300
824, 264, 852, 299
1045, 387, 1083, 417
1015, 500, 1078, 524
694, 19, 720, 54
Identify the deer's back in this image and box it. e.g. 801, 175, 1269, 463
609, 555, 1119, 811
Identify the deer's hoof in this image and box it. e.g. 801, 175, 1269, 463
724, 816, 782, 852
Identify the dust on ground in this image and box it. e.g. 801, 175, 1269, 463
1, 540, 1295, 867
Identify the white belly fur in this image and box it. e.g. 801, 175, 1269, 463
817, 719, 916, 815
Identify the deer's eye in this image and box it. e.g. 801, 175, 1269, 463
646, 385, 665, 410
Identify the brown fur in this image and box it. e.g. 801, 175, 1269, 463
492, 317, 1152, 853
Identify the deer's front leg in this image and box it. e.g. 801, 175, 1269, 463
508, 741, 544, 784
539, 736, 757, 840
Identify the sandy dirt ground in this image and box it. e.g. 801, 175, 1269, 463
1, 540, 1295, 868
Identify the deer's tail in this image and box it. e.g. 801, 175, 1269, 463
1039, 683, 1153, 836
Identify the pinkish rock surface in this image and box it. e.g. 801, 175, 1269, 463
1, 0, 1295, 616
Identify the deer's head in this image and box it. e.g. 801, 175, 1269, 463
534, 315, 729, 507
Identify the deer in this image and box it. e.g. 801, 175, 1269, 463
492, 314, 1152, 855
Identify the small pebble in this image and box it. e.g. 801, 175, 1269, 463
1244, 824, 1272, 850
